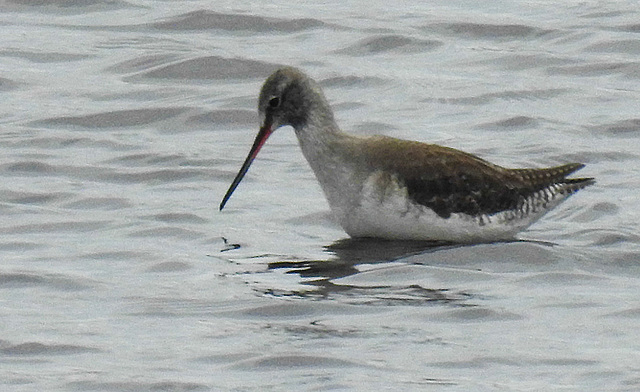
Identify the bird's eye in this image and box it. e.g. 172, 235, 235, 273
268, 96, 280, 108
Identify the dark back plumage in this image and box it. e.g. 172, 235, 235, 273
362, 136, 594, 219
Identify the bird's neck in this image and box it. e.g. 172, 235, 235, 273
293, 110, 366, 220
294, 107, 350, 165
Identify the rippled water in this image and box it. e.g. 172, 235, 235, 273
1, 1, 639, 391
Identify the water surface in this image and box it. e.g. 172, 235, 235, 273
1, 1, 639, 391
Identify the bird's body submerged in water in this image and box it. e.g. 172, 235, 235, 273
220, 66, 594, 242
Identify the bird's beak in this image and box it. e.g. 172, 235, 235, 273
219, 123, 274, 210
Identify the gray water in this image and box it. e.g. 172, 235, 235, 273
1, 1, 639, 391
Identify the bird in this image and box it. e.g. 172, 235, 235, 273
219, 66, 594, 242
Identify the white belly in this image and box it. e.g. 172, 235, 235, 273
343, 202, 525, 242
331, 170, 565, 242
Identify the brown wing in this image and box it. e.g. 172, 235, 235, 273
362, 136, 593, 218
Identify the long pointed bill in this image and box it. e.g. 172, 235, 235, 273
219, 124, 274, 210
